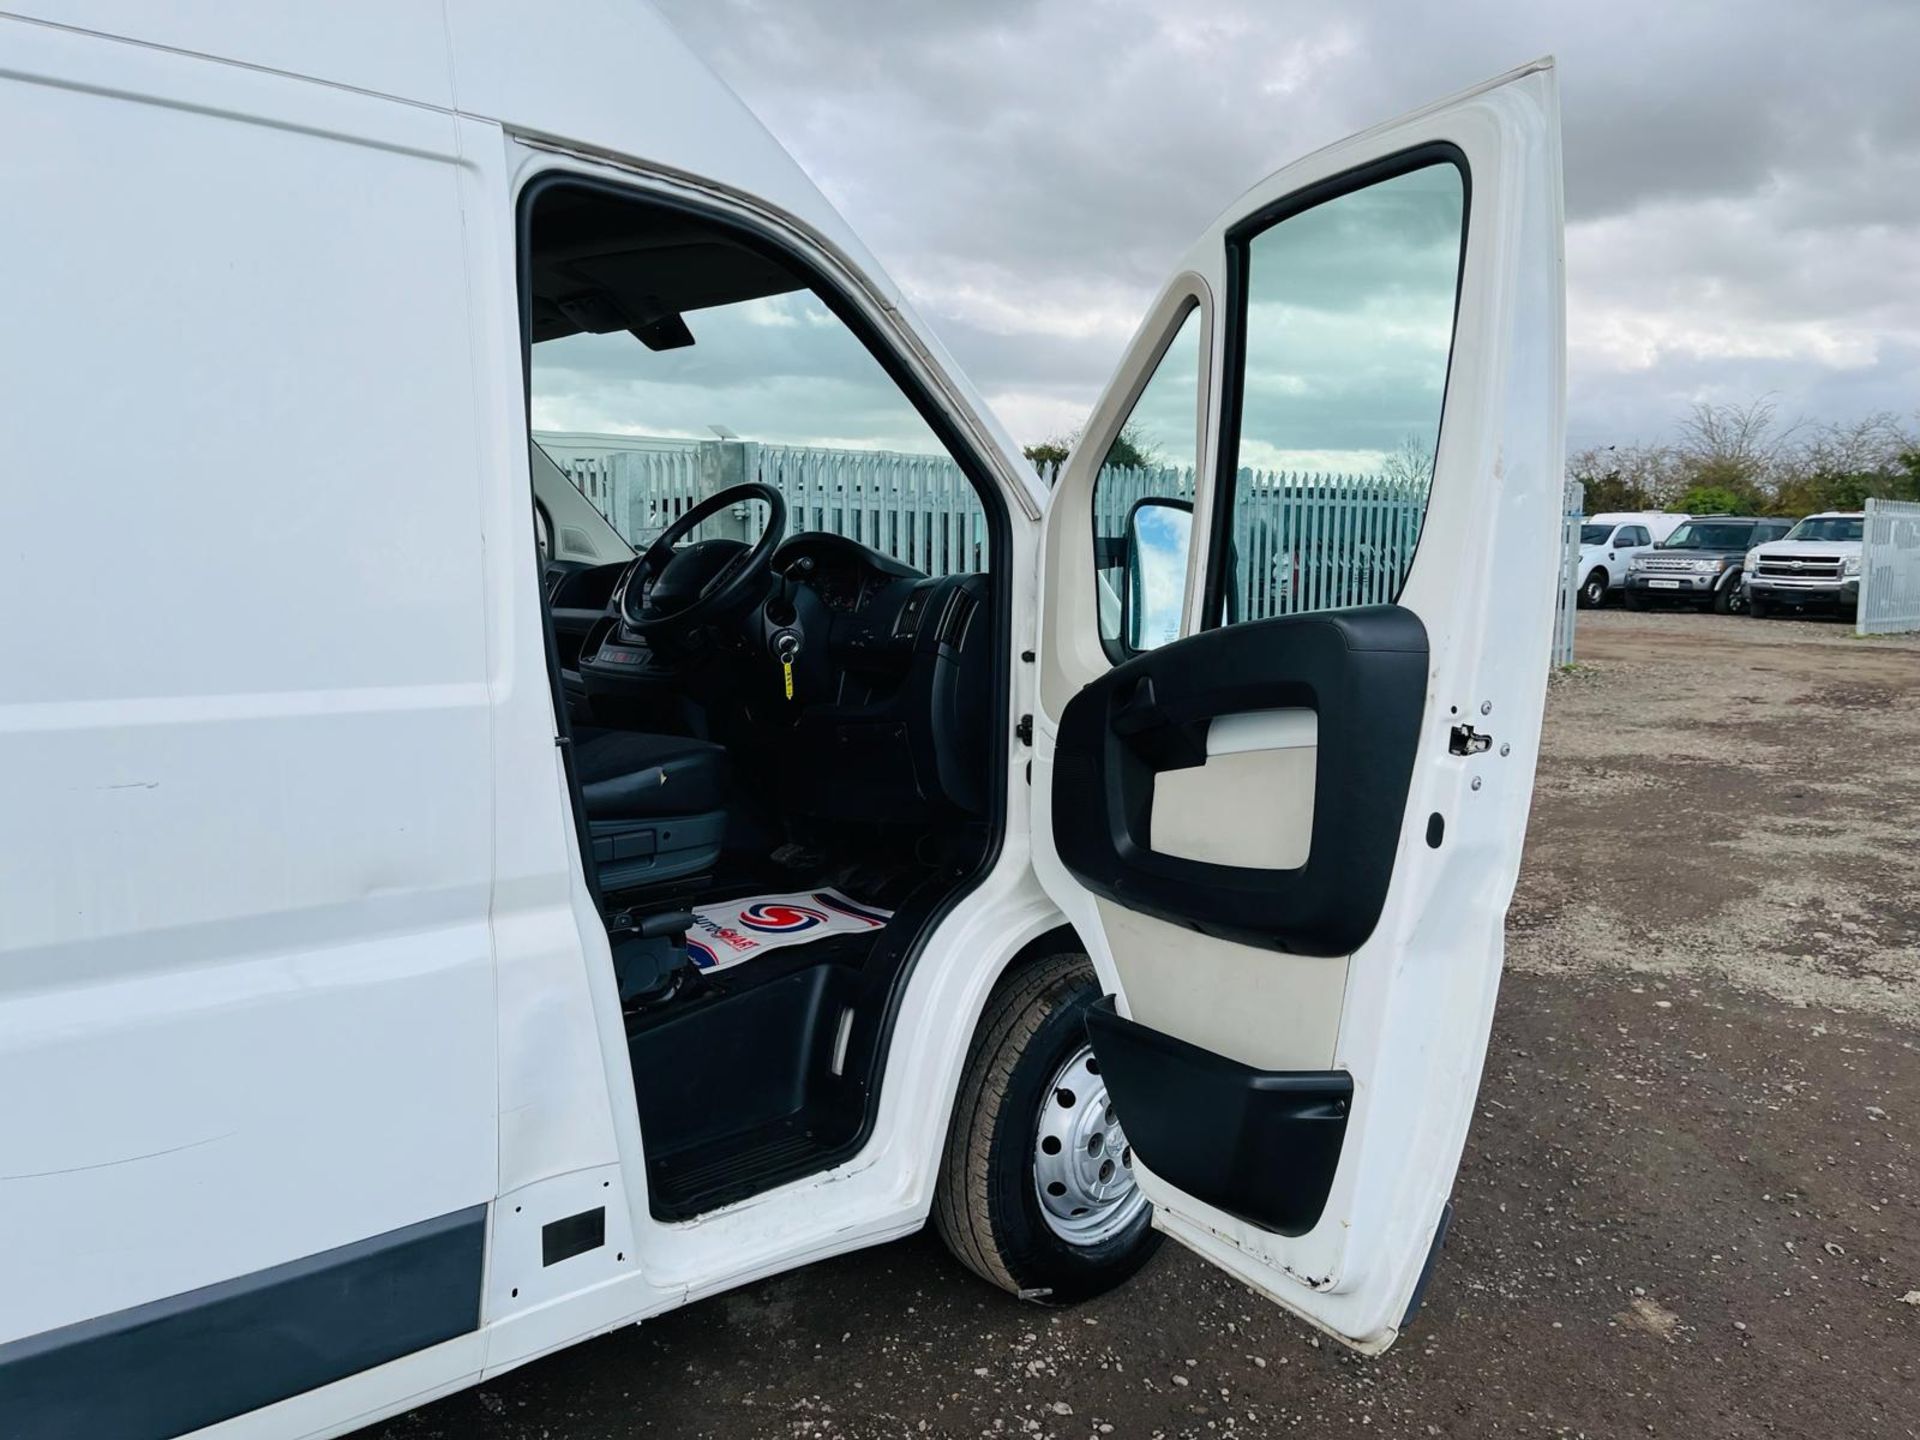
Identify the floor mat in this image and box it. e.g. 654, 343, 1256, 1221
685, 888, 892, 973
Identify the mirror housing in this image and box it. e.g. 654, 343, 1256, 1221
1123, 497, 1194, 652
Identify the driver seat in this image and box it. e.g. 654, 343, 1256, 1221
572, 727, 730, 891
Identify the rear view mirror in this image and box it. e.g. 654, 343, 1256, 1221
1124, 498, 1194, 652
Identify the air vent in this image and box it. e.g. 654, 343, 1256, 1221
893, 583, 933, 638
936, 588, 977, 647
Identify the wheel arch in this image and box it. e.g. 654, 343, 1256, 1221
905, 918, 1092, 1217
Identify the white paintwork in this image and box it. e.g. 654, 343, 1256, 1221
1745, 512, 1866, 583
0, 4, 1555, 1434
1032, 62, 1565, 1351
1578, 510, 1687, 593
0, 26, 500, 1344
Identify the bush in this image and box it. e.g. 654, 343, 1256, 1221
1674, 485, 1752, 516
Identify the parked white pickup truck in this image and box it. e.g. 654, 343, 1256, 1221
1575, 511, 1688, 608
1743, 512, 1864, 619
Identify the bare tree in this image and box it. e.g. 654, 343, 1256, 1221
1671, 397, 1799, 500
1571, 442, 1687, 510
1796, 412, 1911, 479
1378, 434, 1436, 489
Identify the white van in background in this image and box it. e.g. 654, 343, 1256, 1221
1575, 511, 1689, 607
0, 6, 1564, 1438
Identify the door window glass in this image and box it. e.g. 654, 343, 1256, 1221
1092, 303, 1201, 656
1217, 160, 1465, 622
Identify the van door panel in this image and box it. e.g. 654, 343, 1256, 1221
1031, 63, 1564, 1349
0, 21, 497, 1411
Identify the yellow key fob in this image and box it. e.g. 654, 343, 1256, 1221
782, 659, 794, 700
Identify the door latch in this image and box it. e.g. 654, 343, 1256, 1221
1449, 724, 1492, 756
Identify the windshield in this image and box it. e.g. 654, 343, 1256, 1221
1579, 524, 1613, 546
1660, 521, 1754, 550
1782, 516, 1863, 544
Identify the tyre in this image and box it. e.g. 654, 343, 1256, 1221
1748, 593, 1770, 619
934, 951, 1160, 1303
1577, 568, 1608, 609
1624, 589, 1650, 612
1713, 584, 1743, 615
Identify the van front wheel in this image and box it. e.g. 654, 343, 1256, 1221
934, 952, 1160, 1303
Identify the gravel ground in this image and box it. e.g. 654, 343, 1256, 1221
362, 609, 1920, 1440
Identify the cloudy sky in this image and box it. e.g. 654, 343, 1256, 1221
630, 0, 1919, 458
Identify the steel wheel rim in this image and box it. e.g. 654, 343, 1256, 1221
1032, 1043, 1146, 1245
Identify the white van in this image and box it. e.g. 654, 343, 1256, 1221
0, 7, 1565, 1438
1575, 511, 1688, 608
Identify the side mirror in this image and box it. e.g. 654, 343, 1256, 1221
1123, 498, 1194, 652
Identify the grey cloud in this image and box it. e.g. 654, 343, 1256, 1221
645, 0, 1920, 450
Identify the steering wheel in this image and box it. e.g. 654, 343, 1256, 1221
618, 482, 786, 639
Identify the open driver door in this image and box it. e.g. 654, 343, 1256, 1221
1030, 62, 1564, 1352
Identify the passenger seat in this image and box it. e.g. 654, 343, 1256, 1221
571, 728, 730, 891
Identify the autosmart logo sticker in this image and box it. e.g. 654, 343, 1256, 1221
683, 888, 892, 972
686, 914, 760, 968
738, 902, 832, 934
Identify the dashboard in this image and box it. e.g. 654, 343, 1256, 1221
771, 533, 985, 671
767, 533, 994, 821
567, 530, 996, 822
776, 532, 920, 612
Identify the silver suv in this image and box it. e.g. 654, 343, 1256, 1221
1624, 516, 1794, 614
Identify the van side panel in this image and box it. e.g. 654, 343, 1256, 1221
0, 16, 497, 1407
0, 1208, 485, 1440
0, 0, 454, 106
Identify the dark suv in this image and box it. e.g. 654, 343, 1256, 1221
1623, 516, 1795, 614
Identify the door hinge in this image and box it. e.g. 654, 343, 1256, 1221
1448, 724, 1492, 756
1016, 714, 1033, 747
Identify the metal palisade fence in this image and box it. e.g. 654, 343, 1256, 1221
760, 444, 991, 576
536, 433, 1581, 655
1085, 463, 1432, 618
1554, 478, 1585, 666
1857, 497, 1920, 636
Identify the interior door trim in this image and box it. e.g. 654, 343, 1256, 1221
1206, 707, 1317, 754
1051, 605, 1428, 956
1087, 997, 1351, 1236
